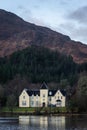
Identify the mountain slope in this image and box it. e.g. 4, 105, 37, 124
0, 9, 87, 63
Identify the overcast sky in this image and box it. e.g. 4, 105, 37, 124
0, 0, 87, 44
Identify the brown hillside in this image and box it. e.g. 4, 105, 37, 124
0, 9, 87, 63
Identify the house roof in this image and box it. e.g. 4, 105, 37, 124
48, 89, 66, 97
40, 82, 48, 89
26, 90, 40, 96
48, 90, 57, 96
60, 90, 66, 96
24, 86, 66, 97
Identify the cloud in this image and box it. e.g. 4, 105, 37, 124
55, 5, 87, 43
17, 6, 31, 17
17, 4, 87, 43
58, 21, 87, 43
17, 6, 33, 19
17, 5, 46, 26
70, 27, 87, 43
68, 6, 87, 24
59, 0, 70, 5
59, 23, 87, 43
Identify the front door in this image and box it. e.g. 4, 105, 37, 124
42, 102, 45, 107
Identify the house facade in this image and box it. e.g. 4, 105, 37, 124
19, 83, 66, 107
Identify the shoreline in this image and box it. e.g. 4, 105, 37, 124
0, 107, 87, 116
0, 111, 87, 116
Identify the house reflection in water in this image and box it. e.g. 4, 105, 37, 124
40, 116, 48, 128
49, 116, 65, 130
19, 116, 65, 130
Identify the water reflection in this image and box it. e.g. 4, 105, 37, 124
0, 117, 18, 123
66, 115, 87, 130
39, 116, 48, 129
19, 116, 65, 130
0, 115, 87, 130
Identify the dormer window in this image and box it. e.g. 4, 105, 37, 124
49, 91, 52, 96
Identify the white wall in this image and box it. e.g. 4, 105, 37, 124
30, 95, 40, 107
40, 89, 48, 107
51, 90, 66, 107
19, 89, 30, 107
19, 89, 66, 108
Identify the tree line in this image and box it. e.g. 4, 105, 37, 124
0, 45, 87, 111
0, 45, 79, 84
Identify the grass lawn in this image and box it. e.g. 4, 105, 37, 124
0, 107, 67, 114
0, 107, 36, 113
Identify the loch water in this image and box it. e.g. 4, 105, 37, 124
0, 115, 87, 130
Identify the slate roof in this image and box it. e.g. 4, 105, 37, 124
40, 82, 48, 89
48, 90, 57, 96
48, 89, 66, 97
25, 89, 66, 97
60, 90, 66, 96
24, 85, 66, 97
26, 90, 40, 96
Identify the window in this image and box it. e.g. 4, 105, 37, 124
32, 95, 34, 99
22, 101, 26, 106
49, 98, 51, 101
23, 96, 25, 99
43, 94, 45, 97
36, 95, 38, 99
31, 101, 34, 106
36, 101, 38, 106
56, 100, 62, 107
57, 102, 61, 106
43, 99, 45, 101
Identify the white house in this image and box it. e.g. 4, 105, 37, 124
19, 83, 66, 107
